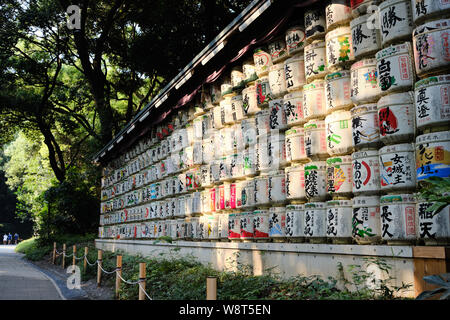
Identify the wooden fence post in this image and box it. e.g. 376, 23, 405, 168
206, 276, 217, 300
97, 250, 103, 287
84, 247, 88, 272
139, 262, 146, 300
115, 255, 122, 299
62, 243, 66, 269
52, 242, 56, 265
72, 245, 76, 268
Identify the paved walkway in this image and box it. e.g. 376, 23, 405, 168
0, 245, 64, 300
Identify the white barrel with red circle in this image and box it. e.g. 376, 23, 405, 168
268, 37, 288, 64
352, 149, 380, 195
286, 26, 306, 56
377, 91, 415, 144
253, 47, 273, 77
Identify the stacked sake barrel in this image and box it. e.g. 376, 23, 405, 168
411, 1, 450, 245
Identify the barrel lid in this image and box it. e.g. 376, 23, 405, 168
350, 12, 373, 27
326, 155, 352, 165
285, 53, 304, 63
269, 63, 284, 71
286, 127, 305, 135
327, 199, 352, 207
413, 19, 450, 37
285, 163, 304, 172
304, 119, 325, 129
379, 143, 415, 154
325, 70, 351, 81
375, 42, 412, 60
325, 26, 351, 39
351, 103, 378, 115
305, 161, 327, 171
377, 91, 414, 108
269, 206, 285, 213
415, 74, 450, 89
257, 76, 269, 83
325, 109, 352, 121
416, 130, 450, 144
305, 202, 326, 209
253, 209, 269, 214
286, 204, 305, 210
284, 90, 303, 100
380, 194, 416, 203
305, 41, 325, 50
352, 149, 378, 159
352, 195, 380, 207
350, 58, 377, 70
231, 95, 243, 101
242, 85, 256, 93
303, 80, 325, 90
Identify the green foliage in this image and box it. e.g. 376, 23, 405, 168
417, 177, 450, 213
416, 274, 450, 300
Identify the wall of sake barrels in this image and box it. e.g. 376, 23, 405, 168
98, 0, 450, 255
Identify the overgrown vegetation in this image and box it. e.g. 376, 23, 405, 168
16, 236, 413, 300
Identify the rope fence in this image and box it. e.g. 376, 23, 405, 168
52, 242, 218, 301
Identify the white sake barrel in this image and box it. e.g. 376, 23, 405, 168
241, 117, 257, 147
326, 199, 353, 243
416, 201, 450, 245
243, 58, 258, 85
202, 138, 215, 165
380, 194, 417, 244
376, 42, 414, 95
304, 202, 327, 243
350, 13, 382, 59
208, 215, 219, 240
285, 164, 306, 201
304, 41, 328, 83
350, 58, 381, 104
228, 153, 244, 180
201, 189, 211, 215
269, 206, 287, 240
231, 66, 245, 89
326, 0, 352, 30
254, 47, 273, 77
285, 26, 306, 56
200, 165, 213, 188
217, 213, 229, 241
269, 99, 287, 131
255, 174, 270, 207
210, 83, 221, 106
379, 0, 414, 47
256, 133, 270, 173
230, 95, 245, 123
379, 143, 416, 192
256, 76, 274, 108
377, 91, 415, 144
305, 161, 328, 201
352, 149, 380, 195
304, 120, 328, 160
255, 109, 270, 136
208, 188, 217, 214
220, 98, 235, 125
326, 155, 353, 197
412, 0, 450, 24
213, 104, 225, 130
303, 80, 326, 120
269, 63, 287, 98
325, 110, 353, 156
269, 132, 288, 169
243, 147, 257, 177
240, 211, 255, 241
325, 26, 355, 72
285, 127, 307, 163
415, 75, 450, 131
305, 8, 326, 42
221, 77, 234, 99
413, 19, 450, 77
268, 37, 288, 64
235, 180, 245, 209
242, 177, 256, 209
217, 184, 226, 211
268, 170, 286, 204
352, 195, 381, 244
284, 54, 306, 92
285, 204, 305, 242
416, 131, 450, 182
325, 70, 352, 113
253, 209, 270, 241
351, 104, 381, 149
284, 91, 305, 127
242, 85, 260, 116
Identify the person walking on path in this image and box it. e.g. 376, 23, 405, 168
2, 234, 7, 245
14, 233, 19, 244
7, 233, 12, 245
